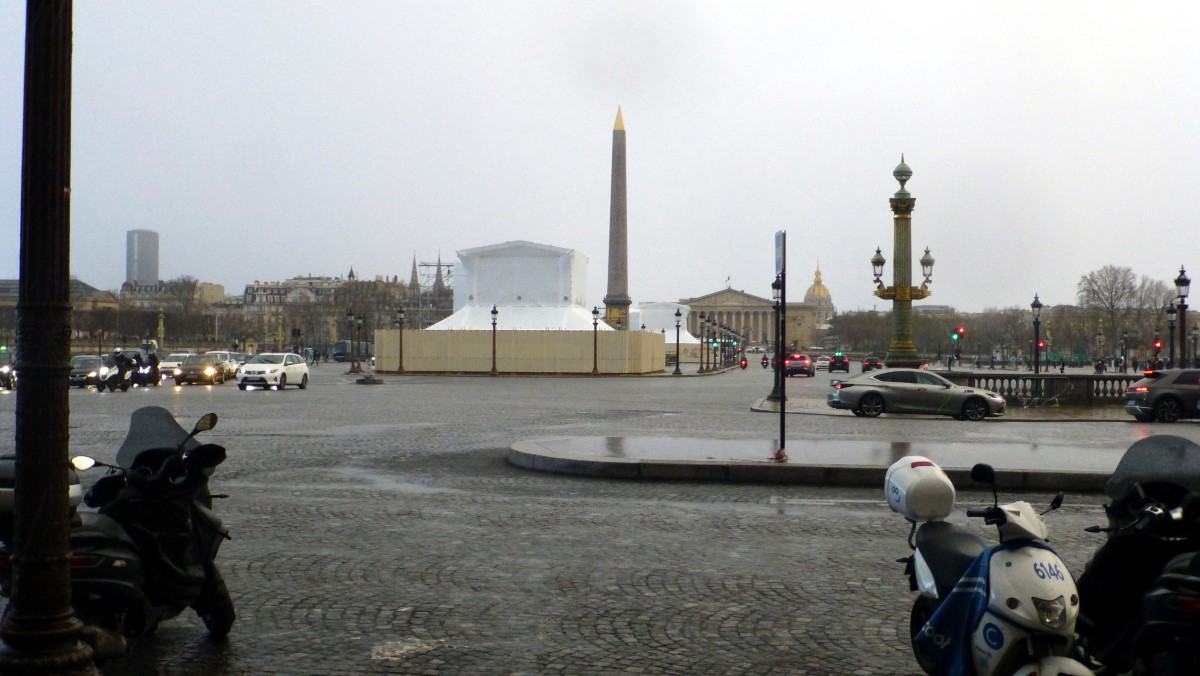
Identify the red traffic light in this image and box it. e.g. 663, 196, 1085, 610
1037, 340, 1045, 349
1154, 340, 1163, 351
956, 326, 965, 335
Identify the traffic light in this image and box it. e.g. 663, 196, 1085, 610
950, 331, 959, 342
1037, 340, 1045, 350
1154, 339, 1163, 354
957, 326, 966, 337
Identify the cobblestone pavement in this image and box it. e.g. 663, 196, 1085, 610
1, 366, 1196, 675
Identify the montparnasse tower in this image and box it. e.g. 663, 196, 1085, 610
603, 106, 631, 330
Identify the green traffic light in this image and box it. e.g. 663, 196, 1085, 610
951, 333, 959, 341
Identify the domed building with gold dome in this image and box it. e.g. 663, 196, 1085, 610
679, 266, 836, 351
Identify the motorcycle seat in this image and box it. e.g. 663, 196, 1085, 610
916, 521, 988, 599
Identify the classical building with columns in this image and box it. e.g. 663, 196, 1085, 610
681, 267, 835, 351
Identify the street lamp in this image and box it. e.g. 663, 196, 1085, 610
1175, 265, 1191, 369
871, 157, 934, 368
1121, 329, 1129, 373
592, 306, 600, 375
673, 308, 682, 375
347, 310, 362, 373
1095, 326, 1105, 371
698, 311, 708, 373
1167, 302, 1177, 367
395, 306, 405, 374
490, 305, 498, 375
1030, 294, 1043, 375
767, 275, 785, 402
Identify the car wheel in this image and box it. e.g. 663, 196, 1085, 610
237, 383, 247, 390
961, 397, 989, 421
857, 393, 885, 417
1155, 397, 1182, 423
175, 379, 183, 386
299, 374, 308, 390
277, 374, 286, 390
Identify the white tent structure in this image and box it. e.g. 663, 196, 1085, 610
428, 240, 612, 331
629, 302, 699, 344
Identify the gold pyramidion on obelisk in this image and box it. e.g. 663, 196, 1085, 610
603, 106, 631, 329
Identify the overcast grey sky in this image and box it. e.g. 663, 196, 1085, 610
2, 2, 1198, 313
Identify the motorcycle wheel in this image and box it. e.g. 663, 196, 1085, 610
119, 382, 130, 392
909, 596, 943, 675
194, 564, 235, 638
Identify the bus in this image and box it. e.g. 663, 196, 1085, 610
331, 339, 373, 362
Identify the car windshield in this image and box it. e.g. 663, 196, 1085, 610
182, 355, 214, 365
248, 354, 285, 365
165, 353, 191, 361
1106, 436, 1200, 501
71, 356, 102, 368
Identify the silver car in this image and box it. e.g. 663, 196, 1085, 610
827, 368, 1006, 420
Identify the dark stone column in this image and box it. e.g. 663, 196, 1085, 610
0, 2, 97, 672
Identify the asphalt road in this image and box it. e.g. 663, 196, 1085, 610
2, 365, 1197, 675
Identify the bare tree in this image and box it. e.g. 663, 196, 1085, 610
1076, 265, 1137, 335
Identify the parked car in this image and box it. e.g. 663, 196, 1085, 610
826, 368, 1006, 420
68, 355, 104, 388
1124, 368, 1200, 422
862, 357, 884, 372
828, 353, 850, 373
814, 356, 831, 370
237, 352, 310, 390
783, 353, 815, 377
174, 354, 225, 385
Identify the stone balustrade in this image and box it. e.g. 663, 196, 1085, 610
940, 371, 1140, 406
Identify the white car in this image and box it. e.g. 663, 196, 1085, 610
236, 353, 310, 390
158, 352, 194, 378
814, 356, 831, 370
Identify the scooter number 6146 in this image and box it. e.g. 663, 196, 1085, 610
1032, 561, 1065, 582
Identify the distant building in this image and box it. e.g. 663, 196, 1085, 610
126, 229, 159, 286
120, 280, 225, 310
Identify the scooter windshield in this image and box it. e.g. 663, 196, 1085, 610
1106, 435, 1200, 501
115, 406, 202, 469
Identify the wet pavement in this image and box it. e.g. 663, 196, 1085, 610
0, 365, 1195, 675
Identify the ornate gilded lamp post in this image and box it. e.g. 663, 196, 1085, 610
872, 157, 933, 369
673, 308, 682, 375
1031, 294, 1043, 375
490, 305, 498, 375
1175, 266, 1190, 369
592, 306, 600, 375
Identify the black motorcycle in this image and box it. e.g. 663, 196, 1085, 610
1076, 435, 1200, 675
30, 407, 234, 660
760, 356, 769, 369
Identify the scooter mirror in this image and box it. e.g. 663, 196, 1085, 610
192, 413, 218, 434
1049, 492, 1064, 510
71, 456, 96, 471
970, 463, 996, 486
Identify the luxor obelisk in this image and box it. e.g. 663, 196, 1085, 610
603, 107, 631, 330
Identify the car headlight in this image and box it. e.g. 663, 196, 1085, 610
0, 366, 10, 374
173, 367, 182, 375
99, 366, 110, 376
87, 370, 97, 378
204, 366, 214, 376
1031, 596, 1067, 629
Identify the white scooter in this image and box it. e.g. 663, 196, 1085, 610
886, 457, 1092, 675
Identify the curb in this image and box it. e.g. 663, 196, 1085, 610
507, 441, 1108, 492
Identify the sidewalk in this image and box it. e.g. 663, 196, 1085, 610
509, 397, 1132, 492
